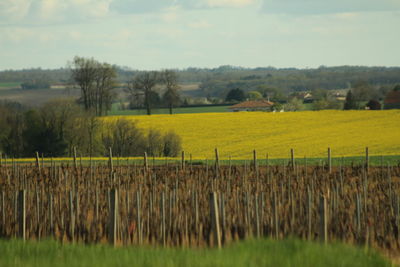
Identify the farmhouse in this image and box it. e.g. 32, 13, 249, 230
229, 100, 274, 112
384, 90, 400, 109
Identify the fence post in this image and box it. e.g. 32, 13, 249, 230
17, 190, 26, 241
108, 189, 118, 246
319, 195, 328, 244
210, 192, 221, 248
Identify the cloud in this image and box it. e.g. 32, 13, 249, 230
261, 0, 400, 15
0, 0, 113, 25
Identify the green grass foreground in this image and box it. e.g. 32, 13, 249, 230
0, 238, 389, 267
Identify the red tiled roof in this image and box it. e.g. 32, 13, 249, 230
384, 91, 400, 104
229, 100, 274, 109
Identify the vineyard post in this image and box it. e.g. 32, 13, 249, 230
73, 147, 77, 171
181, 151, 185, 170
215, 148, 220, 178
307, 186, 312, 240
69, 191, 75, 242
109, 147, 113, 176
220, 193, 226, 236
35, 152, 40, 170
328, 147, 332, 174
365, 147, 369, 173
319, 195, 328, 244
290, 148, 295, 170
255, 193, 260, 238
228, 156, 232, 180
17, 190, 26, 241
108, 188, 118, 246
210, 192, 221, 248
161, 192, 166, 246
137, 191, 142, 244
253, 150, 258, 174
49, 193, 54, 237
356, 193, 361, 235
273, 191, 279, 239
144, 152, 148, 173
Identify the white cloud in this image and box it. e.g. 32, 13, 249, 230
0, 0, 113, 25
0, 0, 32, 22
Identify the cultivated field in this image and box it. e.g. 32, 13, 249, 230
106, 110, 400, 159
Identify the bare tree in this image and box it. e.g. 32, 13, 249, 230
126, 71, 159, 115
70, 56, 117, 116
161, 70, 181, 114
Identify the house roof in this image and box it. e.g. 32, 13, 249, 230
384, 91, 400, 104
229, 100, 274, 109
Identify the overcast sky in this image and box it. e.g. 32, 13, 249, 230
0, 0, 399, 70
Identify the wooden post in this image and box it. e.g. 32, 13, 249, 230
17, 190, 26, 241
328, 147, 332, 174
215, 148, 220, 178
144, 152, 148, 173
35, 152, 40, 170
109, 147, 113, 173
255, 194, 260, 238
69, 191, 75, 242
161, 192, 166, 246
209, 192, 221, 248
307, 187, 312, 240
290, 148, 295, 170
273, 191, 279, 239
137, 191, 142, 244
319, 195, 328, 244
73, 147, 78, 170
253, 150, 258, 173
49, 193, 54, 236
108, 189, 118, 246
181, 151, 185, 170
365, 147, 369, 173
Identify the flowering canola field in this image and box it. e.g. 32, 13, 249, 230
106, 110, 400, 159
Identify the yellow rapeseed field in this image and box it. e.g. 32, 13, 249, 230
105, 110, 400, 159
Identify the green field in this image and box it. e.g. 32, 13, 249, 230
4, 155, 400, 167
0, 82, 21, 88
0, 239, 389, 267
108, 105, 231, 116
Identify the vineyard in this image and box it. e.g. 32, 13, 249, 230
1, 152, 400, 257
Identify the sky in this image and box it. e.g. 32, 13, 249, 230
0, 0, 399, 70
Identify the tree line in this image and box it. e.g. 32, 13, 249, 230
70, 56, 181, 116
0, 99, 181, 158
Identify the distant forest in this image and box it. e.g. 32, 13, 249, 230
1, 65, 400, 98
